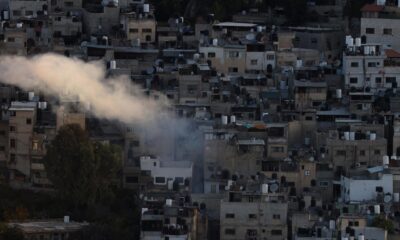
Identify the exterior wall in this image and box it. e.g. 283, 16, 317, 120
178, 74, 210, 105
8, 108, 36, 180
56, 106, 85, 130
341, 174, 393, 202
326, 138, 387, 170
220, 200, 288, 240
140, 157, 193, 186
83, 7, 119, 35
199, 46, 246, 75
0, 29, 27, 55
123, 17, 156, 43
245, 51, 276, 72
9, 0, 48, 20
294, 87, 327, 110
361, 17, 400, 51
51, 15, 82, 36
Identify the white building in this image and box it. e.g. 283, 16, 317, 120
342, 40, 400, 92
340, 170, 393, 203
140, 156, 193, 187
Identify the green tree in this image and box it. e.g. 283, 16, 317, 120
0, 225, 24, 240
44, 124, 121, 208
372, 215, 395, 234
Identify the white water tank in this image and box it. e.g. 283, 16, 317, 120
38, 102, 47, 110
3, 10, 9, 20
257, 26, 263, 32
342, 237, 349, 240
344, 132, 350, 141
377, 0, 386, 6
110, 60, 116, 69
364, 46, 370, 55
212, 38, 218, 46
16, 22, 23, 28
230, 115, 236, 124
167, 180, 173, 190
391, 155, 397, 161
349, 132, 355, 141
370, 46, 376, 55
28, 92, 35, 101
304, 137, 310, 146
329, 220, 335, 230
394, 192, 400, 202
355, 38, 361, 47
336, 89, 342, 99
221, 115, 228, 125
166, 199, 173, 206
64, 216, 70, 223
383, 155, 390, 165
143, 3, 150, 13
296, 59, 303, 68
370, 133, 376, 140
193, 53, 200, 61
261, 184, 268, 194
348, 37, 354, 47
374, 205, 380, 214
345, 35, 352, 45
358, 234, 365, 240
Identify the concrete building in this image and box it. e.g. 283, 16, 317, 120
7, 101, 37, 183
293, 80, 327, 111
140, 155, 193, 189
340, 170, 393, 202
120, 12, 156, 43
219, 183, 288, 240
361, 2, 400, 52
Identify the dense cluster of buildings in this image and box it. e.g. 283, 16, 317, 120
1, 0, 400, 239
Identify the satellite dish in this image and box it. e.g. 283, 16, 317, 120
269, 183, 279, 193
384, 194, 392, 203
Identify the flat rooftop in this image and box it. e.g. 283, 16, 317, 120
8, 220, 89, 234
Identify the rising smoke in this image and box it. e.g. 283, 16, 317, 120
0, 53, 204, 191
0, 53, 169, 125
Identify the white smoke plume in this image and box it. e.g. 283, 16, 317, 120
0, 53, 170, 125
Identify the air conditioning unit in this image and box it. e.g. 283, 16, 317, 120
355, 163, 361, 168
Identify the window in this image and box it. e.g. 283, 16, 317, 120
366, 28, 375, 34
26, 118, 32, 125
142, 28, 152, 33
336, 150, 346, 156
225, 229, 235, 235
376, 77, 382, 83
267, 54, 275, 60
187, 85, 198, 93
272, 146, 284, 153
12, 10, 21, 16
228, 67, 238, 73
374, 149, 381, 155
250, 59, 258, 65
7, 37, 15, 43
304, 170, 310, 176
207, 52, 216, 58
305, 116, 313, 121
249, 214, 257, 219
125, 176, 138, 183
155, 177, 165, 183
383, 28, 392, 35
225, 213, 235, 218
25, 10, 33, 16
368, 62, 377, 67
175, 177, 184, 184
228, 51, 239, 58
129, 28, 138, 33
273, 214, 280, 219
9, 126, 15, 132
271, 229, 282, 236
350, 62, 359, 67
360, 150, 366, 156
349, 77, 358, 84
153, 162, 157, 167
10, 153, 15, 163
65, 1, 73, 6
319, 181, 329, 187
10, 139, 15, 148
386, 77, 396, 84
